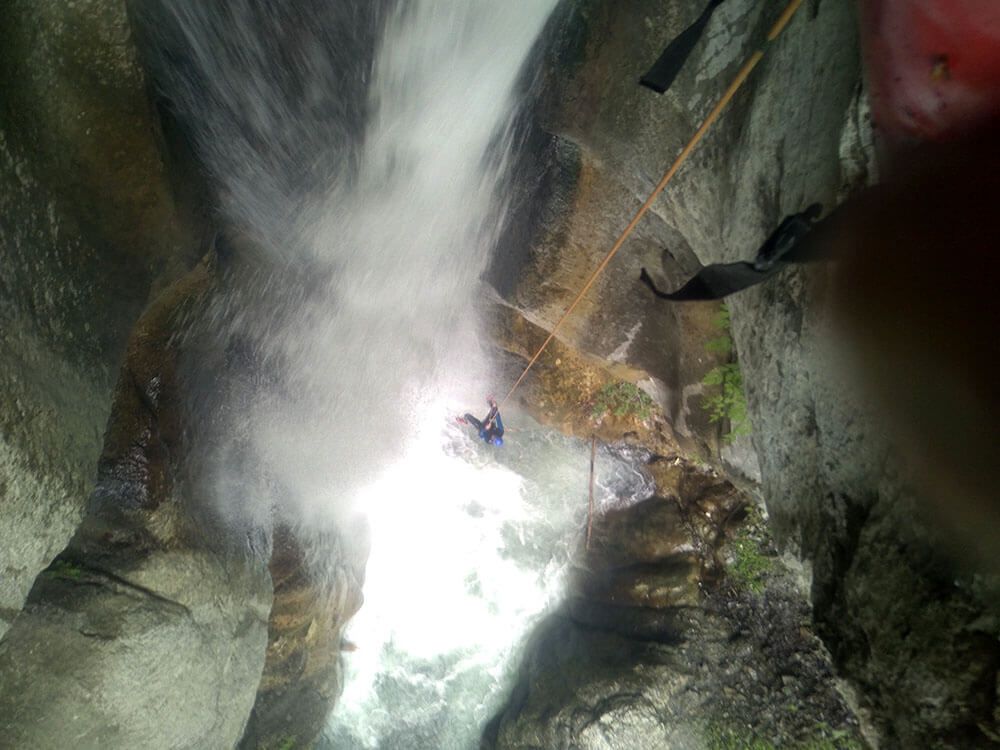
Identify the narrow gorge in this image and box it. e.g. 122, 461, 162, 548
1, 1, 997, 749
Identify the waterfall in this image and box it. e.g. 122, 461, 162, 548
136, 3, 610, 747
258, 0, 562, 518
137, 0, 558, 524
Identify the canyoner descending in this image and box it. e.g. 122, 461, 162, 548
457, 396, 505, 447
128, 0, 565, 746
133, 0, 560, 513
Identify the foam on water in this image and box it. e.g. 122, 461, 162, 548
136, 2, 662, 747
324, 403, 654, 749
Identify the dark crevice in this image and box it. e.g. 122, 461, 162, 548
51, 557, 192, 619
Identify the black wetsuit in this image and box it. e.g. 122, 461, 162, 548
464, 405, 505, 444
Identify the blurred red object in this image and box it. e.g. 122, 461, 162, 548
826, 2, 1000, 567
860, 0, 1000, 154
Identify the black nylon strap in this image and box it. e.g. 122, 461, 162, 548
640, 203, 826, 301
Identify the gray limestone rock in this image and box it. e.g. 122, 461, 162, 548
0, 261, 271, 749
0, 0, 204, 637
0, 547, 270, 749
504, 0, 1000, 745
485, 460, 864, 749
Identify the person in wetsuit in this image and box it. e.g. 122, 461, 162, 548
458, 396, 505, 446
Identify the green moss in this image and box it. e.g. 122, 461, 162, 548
705, 724, 777, 750
727, 506, 773, 595
270, 736, 298, 750
47, 559, 83, 581
799, 725, 865, 750
591, 381, 653, 421
704, 722, 863, 750
702, 304, 750, 442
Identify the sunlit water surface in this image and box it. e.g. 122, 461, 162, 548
137, 0, 648, 746
324, 402, 654, 749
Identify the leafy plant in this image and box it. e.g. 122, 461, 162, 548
727, 504, 772, 594
705, 305, 734, 355
702, 304, 749, 441
591, 381, 653, 421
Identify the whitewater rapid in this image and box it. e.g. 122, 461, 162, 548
324, 412, 655, 749
139, 1, 642, 747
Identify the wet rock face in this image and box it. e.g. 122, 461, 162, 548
485, 457, 864, 749
240, 523, 369, 750
0, 0, 204, 637
507, 0, 1000, 745
499, 0, 821, 457
1, 3, 369, 743
0, 547, 269, 749
492, 302, 678, 452
0, 261, 272, 749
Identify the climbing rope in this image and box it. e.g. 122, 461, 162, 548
500, 0, 804, 408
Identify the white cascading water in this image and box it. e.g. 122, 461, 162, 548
142, 1, 658, 747
254, 0, 562, 517
326, 425, 654, 748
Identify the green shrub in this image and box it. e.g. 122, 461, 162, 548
591, 381, 653, 421
702, 304, 749, 441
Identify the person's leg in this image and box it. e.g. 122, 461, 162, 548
464, 414, 483, 431
493, 413, 504, 437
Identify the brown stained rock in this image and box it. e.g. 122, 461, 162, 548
583, 497, 694, 571
240, 523, 368, 750
579, 455, 744, 585
570, 457, 748, 626
0, 0, 209, 638
515, 145, 730, 455
0, 254, 274, 750
659, 457, 746, 563
575, 559, 702, 610
495, 1, 744, 462
491, 302, 678, 454
95, 258, 213, 524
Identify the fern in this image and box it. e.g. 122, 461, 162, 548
701, 304, 749, 441
591, 381, 653, 421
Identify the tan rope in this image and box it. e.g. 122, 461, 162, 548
500, 0, 804, 408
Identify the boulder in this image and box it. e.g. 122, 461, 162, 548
485, 458, 865, 749
0, 0, 205, 637
240, 522, 369, 750
0, 260, 272, 749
